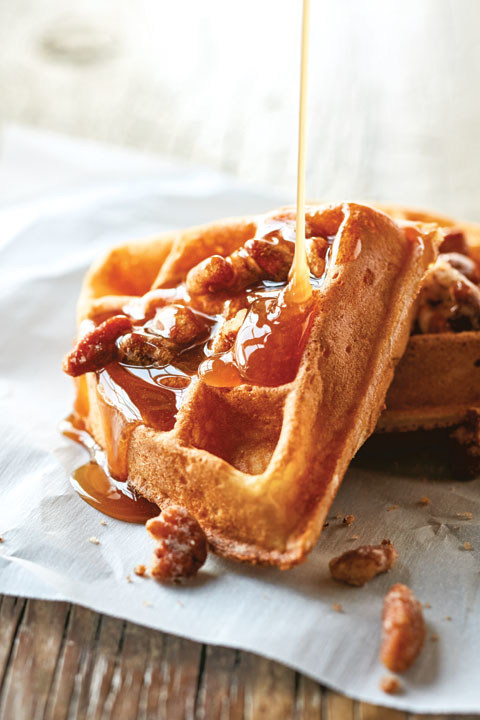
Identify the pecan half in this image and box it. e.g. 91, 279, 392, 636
186, 255, 235, 295
146, 506, 208, 581
329, 539, 398, 586
307, 235, 329, 277
381, 583, 425, 673
147, 304, 209, 345
116, 332, 173, 366
439, 228, 469, 255
62, 315, 132, 377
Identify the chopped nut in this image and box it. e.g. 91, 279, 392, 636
117, 331, 173, 366
329, 539, 398, 587
379, 675, 402, 695
134, 564, 147, 577
63, 315, 133, 377
332, 603, 343, 613
126, 575, 132, 583
186, 255, 235, 295
431, 633, 440, 642
147, 304, 209, 345
342, 514, 355, 526
245, 237, 294, 280
387, 504, 399, 512
88, 536, 100, 545
146, 506, 208, 582
463, 541, 473, 551
307, 236, 329, 277
100, 519, 107, 526
456, 511, 473, 519
381, 584, 425, 673
445, 616, 452, 621
144, 600, 153, 608
424, 602, 432, 609
419, 496, 430, 505
215, 309, 248, 352
0, 537, 3, 543
416, 259, 480, 334
349, 534, 360, 541
439, 228, 469, 255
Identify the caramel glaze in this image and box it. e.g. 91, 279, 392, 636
61, 413, 158, 523
64, 219, 337, 520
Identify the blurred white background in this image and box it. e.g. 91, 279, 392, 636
0, 0, 479, 218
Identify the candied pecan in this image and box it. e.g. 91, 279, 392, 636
329, 539, 398, 587
62, 315, 132, 377
416, 259, 480, 334
186, 255, 235, 295
214, 309, 248, 352
245, 237, 294, 281
117, 332, 173, 366
442, 252, 479, 284
439, 228, 469, 255
307, 235, 329, 277
381, 583, 425, 673
147, 304, 209, 345
146, 506, 207, 581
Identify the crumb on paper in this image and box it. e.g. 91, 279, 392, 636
178, 599, 185, 608
100, 519, 107, 526
419, 496, 430, 505
332, 603, 343, 613
335, 513, 343, 520
463, 541, 473, 551
0, 536, 3, 543
323, 522, 329, 528
380, 675, 401, 695
424, 602, 432, 609
349, 535, 360, 541
134, 564, 147, 577
431, 633, 439, 642
126, 575, 132, 583
445, 616, 452, 621
144, 600, 153, 608
343, 514, 355, 526
88, 536, 100, 545
387, 504, 399, 512
456, 511, 473, 519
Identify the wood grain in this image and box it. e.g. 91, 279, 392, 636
0, 595, 478, 719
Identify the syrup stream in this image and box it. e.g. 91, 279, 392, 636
287, 0, 312, 305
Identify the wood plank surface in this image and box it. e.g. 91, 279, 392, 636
1, 0, 480, 717
1, 596, 476, 720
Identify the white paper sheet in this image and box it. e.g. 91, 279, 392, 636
0, 127, 479, 713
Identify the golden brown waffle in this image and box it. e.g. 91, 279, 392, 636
71, 203, 438, 567
374, 205, 480, 432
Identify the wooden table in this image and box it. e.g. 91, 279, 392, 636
1, 1, 479, 717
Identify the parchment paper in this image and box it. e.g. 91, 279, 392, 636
0, 126, 479, 713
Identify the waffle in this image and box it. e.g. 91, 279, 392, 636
69, 203, 438, 567
374, 205, 480, 432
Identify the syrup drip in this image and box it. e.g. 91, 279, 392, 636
61, 414, 158, 523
